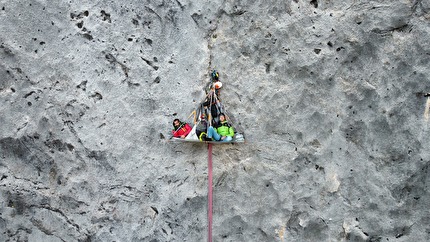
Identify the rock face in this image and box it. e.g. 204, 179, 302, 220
1, 0, 430, 241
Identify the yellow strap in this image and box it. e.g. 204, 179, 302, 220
188, 110, 197, 124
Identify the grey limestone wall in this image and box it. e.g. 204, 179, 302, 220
1, 0, 430, 241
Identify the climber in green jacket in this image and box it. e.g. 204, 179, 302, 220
207, 113, 234, 142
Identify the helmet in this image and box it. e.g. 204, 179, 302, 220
214, 81, 222, 89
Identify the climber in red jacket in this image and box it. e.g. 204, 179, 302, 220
172, 119, 192, 138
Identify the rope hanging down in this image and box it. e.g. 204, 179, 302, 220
169, 70, 246, 241
207, 143, 213, 242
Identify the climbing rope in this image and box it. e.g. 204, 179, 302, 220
207, 143, 213, 242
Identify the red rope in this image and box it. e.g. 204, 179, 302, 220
208, 143, 213, 242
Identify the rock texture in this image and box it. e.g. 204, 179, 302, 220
1, 0, 430, 241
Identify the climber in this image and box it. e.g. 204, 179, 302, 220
195, 114, 212, 141
206, 113, 234, 142
172, 119, 192, 138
